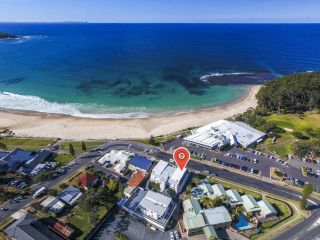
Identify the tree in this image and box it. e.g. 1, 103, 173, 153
300, 197, 307, 210
0, 142, 7, 150
186, 185, 192, 194
149, 181, 161, 192
148, 135, 156, 145
68, 144, 75, 156
81, 141, 87, 151
200, 197, 215, 208
167, 188, 176, 197
108, 179, 118, 192
192, 177, 201, 186
303, 183, 314, 198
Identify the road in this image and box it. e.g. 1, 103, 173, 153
1, 139, 320, 239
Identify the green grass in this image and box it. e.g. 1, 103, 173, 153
55, 153, 74, 165
0, 217, 15, 230
61, 141, 104, 155
67, 204, 111, 240
0, 137, 54, 151
260, 113, 320, 157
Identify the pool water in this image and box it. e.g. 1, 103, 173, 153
234, 214, 250, 231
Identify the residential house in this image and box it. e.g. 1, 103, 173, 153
226, 189, 243, 206
128, 156, 153, 173
58, 186, 83, 206
257, 199, 277, 218
241, 195, 261, 213
79, 172, 98, 190
41, 196, 65, 215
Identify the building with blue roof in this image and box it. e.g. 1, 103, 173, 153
128, 156, 153, 173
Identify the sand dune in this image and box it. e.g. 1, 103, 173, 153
0, 85, 261, 140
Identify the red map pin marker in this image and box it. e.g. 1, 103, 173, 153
173, 147, 190, 170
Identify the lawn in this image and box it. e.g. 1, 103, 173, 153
55, 153, 74, 165
0, 137, 54, 151
60, 141, 105, 155
67, 203, 111, 240
259, 113, 320, 157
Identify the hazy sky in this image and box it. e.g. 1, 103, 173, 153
1, 0, 320, 23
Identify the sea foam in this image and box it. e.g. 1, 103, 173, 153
0, 92, 151, 119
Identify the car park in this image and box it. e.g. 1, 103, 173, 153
174, 230, 180, 239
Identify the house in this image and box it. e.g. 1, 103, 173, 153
4, 213, 50, 240
138, 190, 172, 220
241, 195, 261, 213
203, 226, 219, 240
150, 160, 189, 193
182, 199, 231, 237
226, 189, 243, 206
128, 156, 153, 173
124, 170, 146, 197
79, 172, 98, 190
200, 206, 232, 229
49, 221, 75, 240
211, 184, 227, 197
98, 150, 133, 165
58, 186, 83, 206
41, 196, 65, 215
257, 199, 277, 218
184, 120, 265, 149
123, 188, 176, 231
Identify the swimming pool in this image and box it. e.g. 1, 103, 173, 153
234, 214, 250, 231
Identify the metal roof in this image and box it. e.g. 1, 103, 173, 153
226, 189, 243, 205
183, 198, 201, 215
241, 195, 261, 212
129, 156, 153, 171
258, 199, 277, 216
201, 206, 232, 226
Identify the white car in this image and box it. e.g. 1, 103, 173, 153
317, 169, 320, 176
169, 232, 174, 240
174, 230, 180, 239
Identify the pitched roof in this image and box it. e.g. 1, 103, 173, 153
183, 212, 206, 230
226, 189, 243, 205
127, 170, 145, 187
52, 221, 75, 238
183, 198, 202, 215
129, 156, 153, 171
201, 206, 232, 226
79, 172, 97, 188
203, 226, 218, 240
258, 199, 277, 216
242, 195, 261, 212
58, 186, 83, 205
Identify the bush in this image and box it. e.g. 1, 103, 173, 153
292, 131, 309, 140
114, 232, 129, 240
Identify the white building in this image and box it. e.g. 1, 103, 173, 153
138, 190, 172, 220
258, 199, 277, 218
98, 150, 133, 165
184, 120, 266, 149
242, 195, 261, 213
150, 160, 189, 193
226, 189, 243, 206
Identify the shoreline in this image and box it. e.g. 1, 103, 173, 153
0, 85, 261, 140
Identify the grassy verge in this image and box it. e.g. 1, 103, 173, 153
55, 153, 74, 165
60, 141, 105, 155
0, 216, 15, 240
0, 137, 54, 151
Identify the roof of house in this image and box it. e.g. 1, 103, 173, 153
258, 199, 277, 216
79, 172, 97, 188
226, 189, 243, 205
129, 156, 153, 171
203, 226, 218, 240
212, 184, 227, 197
242, 195, 261, 212
98, 150, 133, 165
183, 212, 206, 230
58, 186, 83, 205
1, 148, 35, 170
4, 213, 49, 240
201, 206, 232, 226
139, 190, 172, 217
183, 198, 202, 215
127, 170, 145, 187
52, 221, 75, 238
152, 160, 168, 175
169, 167, 187, 183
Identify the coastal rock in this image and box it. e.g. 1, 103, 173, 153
0, 32, 19, 39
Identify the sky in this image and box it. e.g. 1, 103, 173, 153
1, 0, 320, 23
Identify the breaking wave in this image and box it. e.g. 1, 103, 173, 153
0, 92, 151, 119
200, 72, 253, 82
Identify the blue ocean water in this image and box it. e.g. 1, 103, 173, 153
0, 23, 319, 118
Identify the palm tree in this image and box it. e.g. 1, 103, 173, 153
186, 185, 192, 194
192, 177, 201, 186
200, 197, 215, 208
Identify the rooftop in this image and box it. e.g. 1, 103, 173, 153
139, 190, 172, 217
242, 195, 261, 213
226, 189, 243, 205
79, 172, 98, 188
129, 156, 153, 171
258, 199, 277, 216
127, 170, 145, 187
183, 198, 202, 215
201, 206, 232, 226
58, 186, 83, 205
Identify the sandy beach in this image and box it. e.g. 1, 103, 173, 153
0, 85, 261, 140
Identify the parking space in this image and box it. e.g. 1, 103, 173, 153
93, 212, 182, 240
162, 139, 320, 189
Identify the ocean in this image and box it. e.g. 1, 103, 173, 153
0, 23, 319, 118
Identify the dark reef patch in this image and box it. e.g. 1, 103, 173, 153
0, 77, 26, 85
